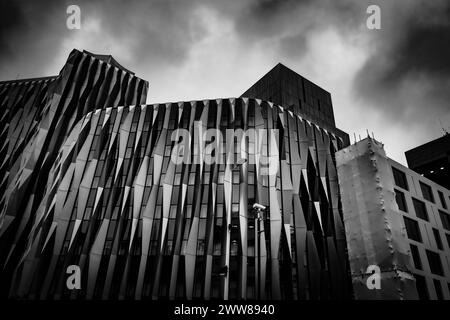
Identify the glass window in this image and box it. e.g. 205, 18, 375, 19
432, 228, 443, 250
395, 189, 408, 212
232, 187, 239, 204
413, 198, 428, 221
203, 172, 210, 184
187, 186, 194, 205
414, 274, 429, 300
200, 205, 208, 218
439, 210, 450, 231
438, 191, 447, 209
103, 240, 113, 256
189, 173, 195, 185
233, 171, 239, 183
86, 189, 97, 208
403, 216, 422, 242
217, 185, 224, 204
171, 186, 180, 205
426, 250, 444, 276
248, 172, 255, 185
392, 167, 408, 190
169, 206, 177, 219
434, 279, 443, 300
198, 220, 206, 240
174, 173, 181, 185
410, 244, 422, 270
420, 182, 434, 203
202, 186, 209, 204
446, 233, 450, 250
216, 205, 223, 218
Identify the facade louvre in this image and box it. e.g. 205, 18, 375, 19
0, 52, 355, 300
1, 98, 352, 300
4, 49, 450, 301
0, 49, 148, 298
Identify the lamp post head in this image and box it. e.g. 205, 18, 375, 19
252, 203, 266, 211
252, 203, 266, 221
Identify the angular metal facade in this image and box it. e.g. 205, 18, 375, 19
1, 96, 352, 300
0, 52, 353, 300
0, 49, 148, 297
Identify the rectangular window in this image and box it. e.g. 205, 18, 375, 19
426, 250, 444, 276
395, 189, 408, 212
200, 205, 208, 218
414, 274, 429, 300
169, 206, 177, 219
410, 244, 422, 270
413, 198, 428, 221
174, 173, 181, 185
420, 181, 434, 203
403, 217, 422, 242
189, 173, 195, 185
439, 210, 450, 231
446, 233, 450, 250
86, 189, 97, 208
432, 228, 443, 250
392, 167, 409, 190
438, 191, 447, 209
434, 279, 443, 300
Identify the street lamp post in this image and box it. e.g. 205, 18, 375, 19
252, 203, 266, 299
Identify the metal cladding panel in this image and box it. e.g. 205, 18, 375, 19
1, 95, 351, 300
336, 137, 419, 300
0, 49, 148, 297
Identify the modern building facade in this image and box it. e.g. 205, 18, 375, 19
4, 50, 448, 301
0, 49, 148, 297
0, 54, 354, 300
337, 137, 450, 300
405, 134, 450, 189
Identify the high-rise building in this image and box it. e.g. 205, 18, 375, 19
405, 134, 450, 189
337, 137, 450, 300
241, 63, 350, 146
0, 52, 354, 300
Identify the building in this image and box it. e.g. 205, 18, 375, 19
0, 49, 148, 297
337, 137, 450, 300
405, 134, 450, 189
0, 54, 354, 300
241, 63, 350, 146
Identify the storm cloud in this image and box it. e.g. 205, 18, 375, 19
354, 0, 450, 125
0, 0, 449, 163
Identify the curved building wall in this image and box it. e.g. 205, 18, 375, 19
2, 97, 352, 300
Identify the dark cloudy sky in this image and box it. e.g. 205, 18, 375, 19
1, 0, 449, 164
